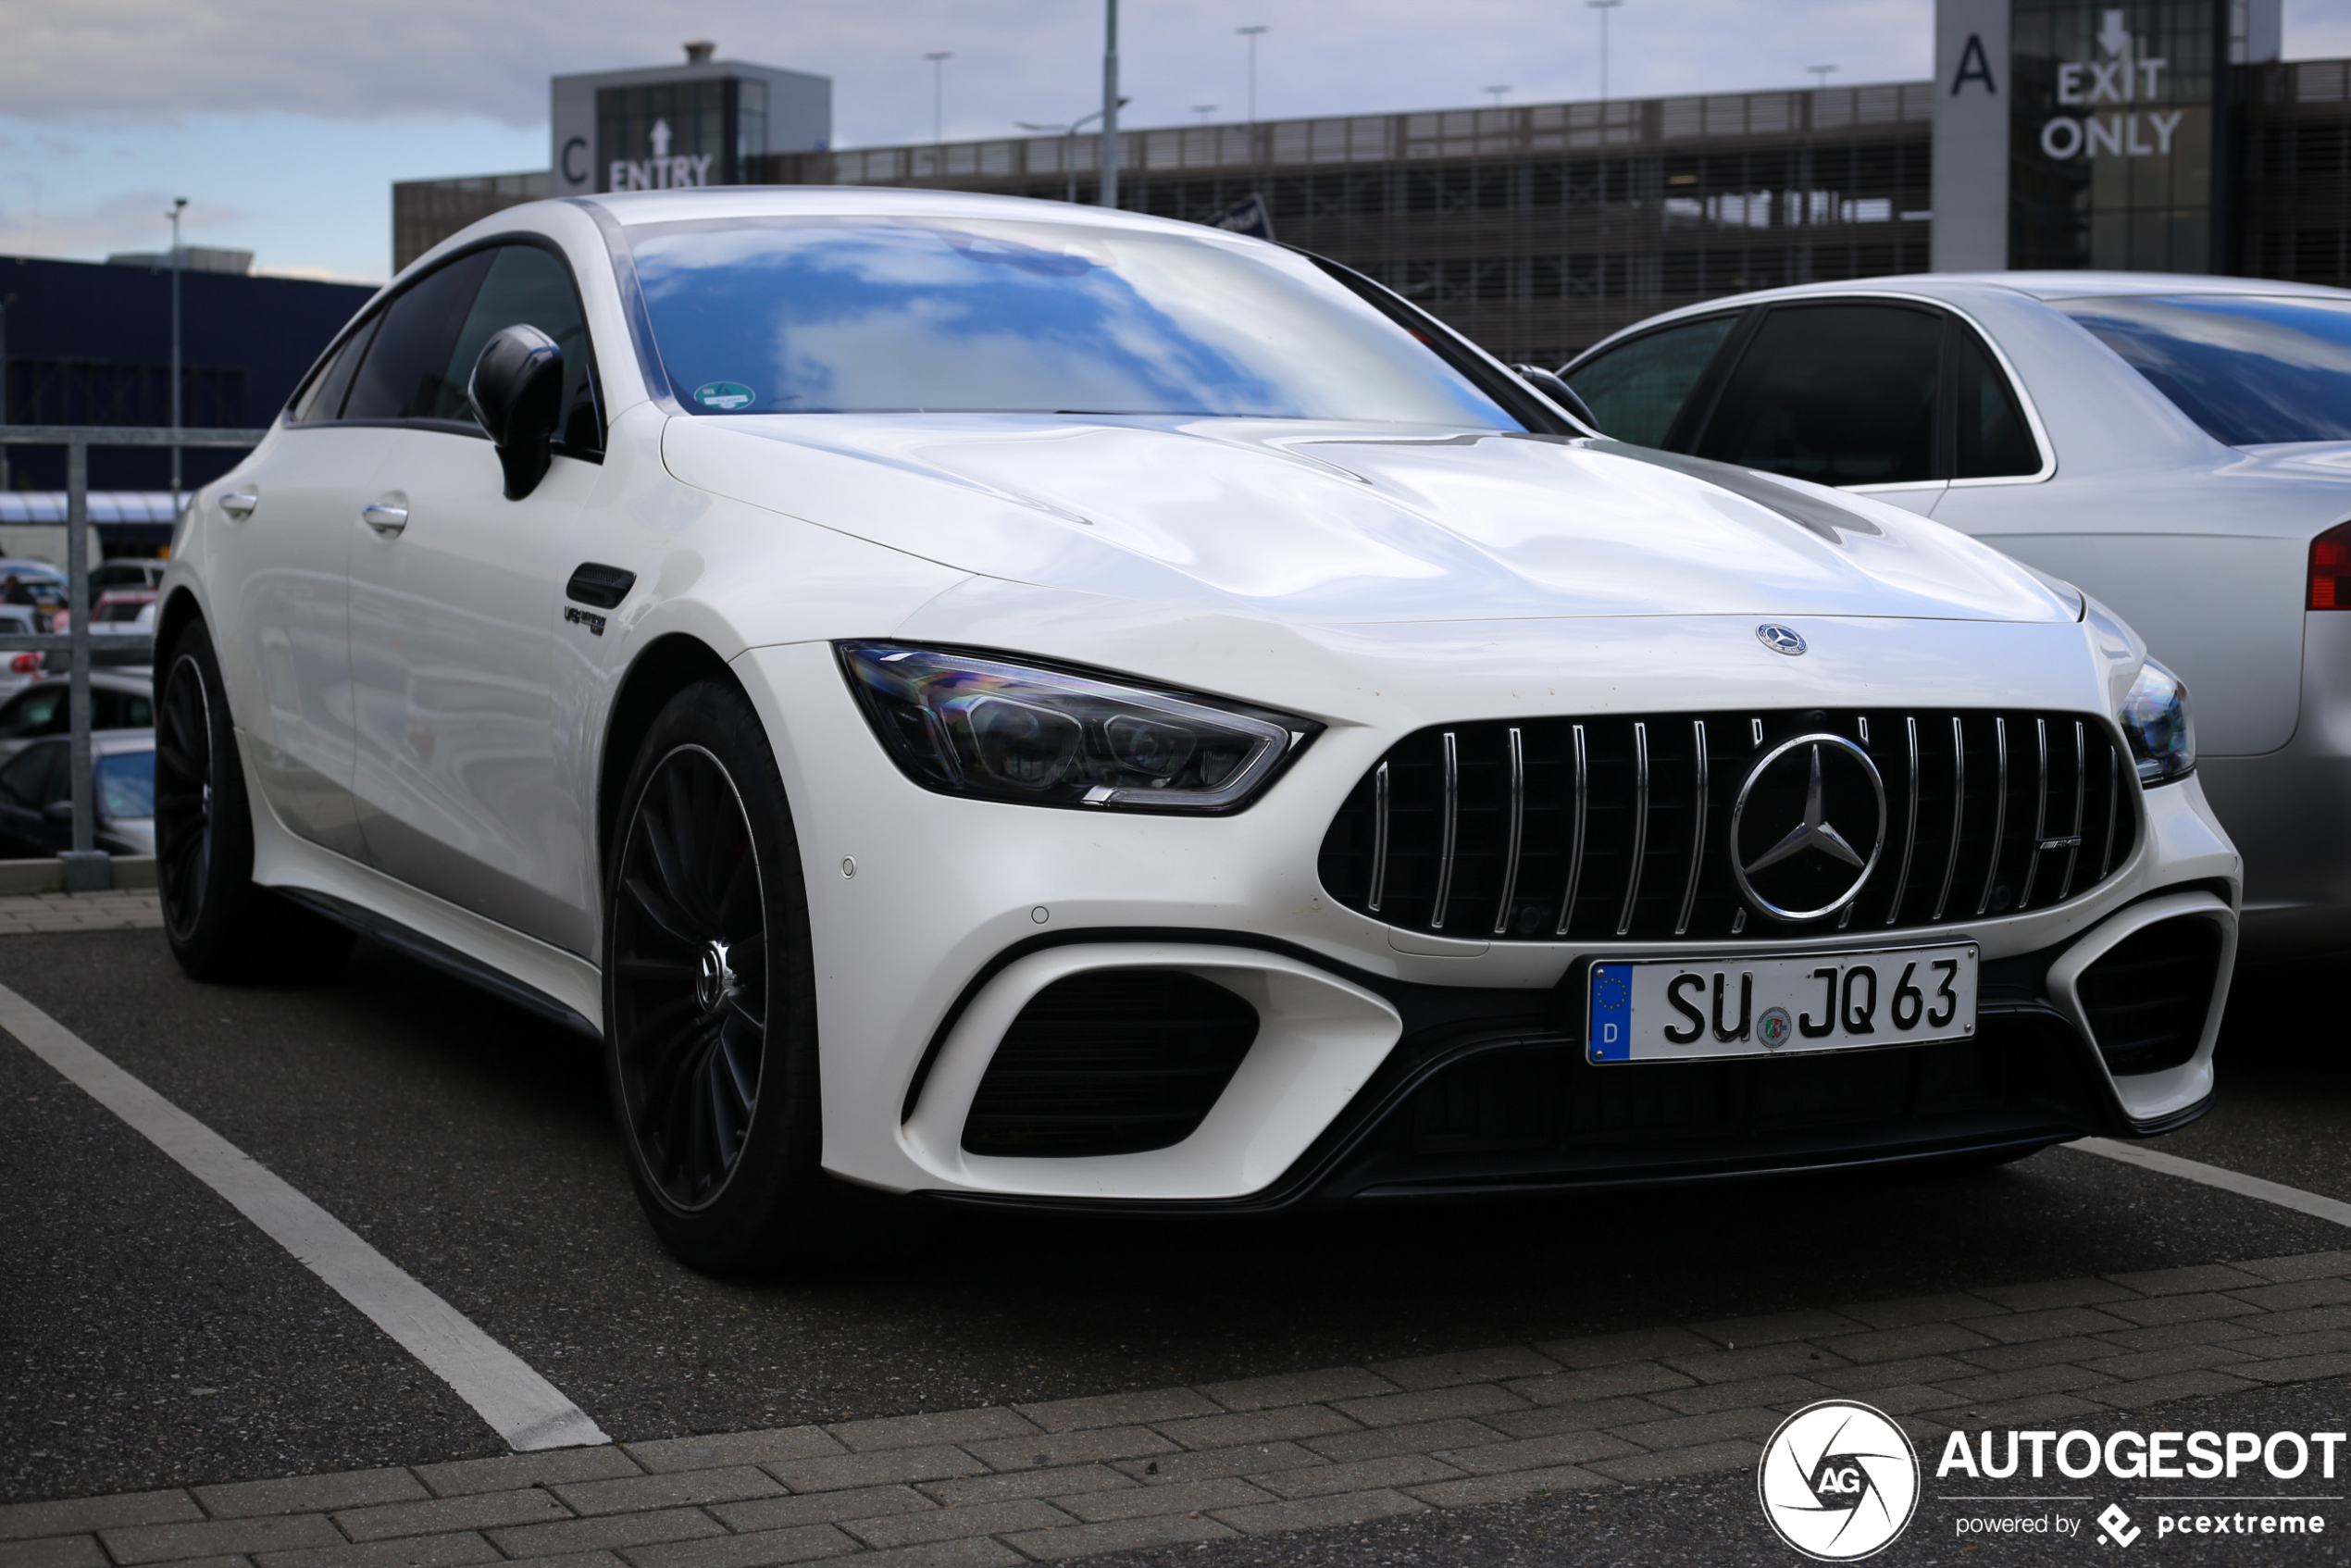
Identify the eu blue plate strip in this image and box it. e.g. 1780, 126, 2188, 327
1589, 962, 1633, 1062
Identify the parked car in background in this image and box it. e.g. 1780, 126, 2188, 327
1561, 273, 2351, 961
55, 589, 159, 637
0, 605, 41, 699
90, 559, 168, 595
0, 729, 155, 858
0, 672, 155, 766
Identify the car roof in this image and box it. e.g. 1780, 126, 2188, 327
572, 185, 1274, 247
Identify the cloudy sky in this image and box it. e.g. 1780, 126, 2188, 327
4, 0, 2348, 283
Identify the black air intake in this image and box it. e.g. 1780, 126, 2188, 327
1318, 709, 2138, 942
2075, 917, 2223, 1076
963, 970, 1260, 1157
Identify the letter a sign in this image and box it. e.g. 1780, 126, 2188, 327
1952, 32, 1998, 95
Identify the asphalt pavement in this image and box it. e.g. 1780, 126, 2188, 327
5, 927, 2350, 1556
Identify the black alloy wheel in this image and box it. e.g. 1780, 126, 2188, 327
155, 649, 216, 940
604, 679, 825, 1271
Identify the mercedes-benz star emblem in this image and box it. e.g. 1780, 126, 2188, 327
1730, 734, 1887, 922
1756, 623, 1808, 656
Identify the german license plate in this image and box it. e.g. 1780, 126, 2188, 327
1586, 943, 1978, 1064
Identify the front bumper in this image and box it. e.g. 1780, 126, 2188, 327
733, 624, 2240, 1208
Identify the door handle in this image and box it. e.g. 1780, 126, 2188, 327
361, 500, 409, 537
219, 490, 258, 519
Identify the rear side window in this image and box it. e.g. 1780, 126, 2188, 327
94, 689, 151, 728
1563, 315, 1738, 448
0, 686, 66, 740
2054, 293, 2351, 446
1954, 330, 2040, 479
0, 743, 64, 807
1695, 304, 1942, 485
440, 245, 602, 451
342, 251, 497, 423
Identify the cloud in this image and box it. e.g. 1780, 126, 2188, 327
0, 191, 240, 257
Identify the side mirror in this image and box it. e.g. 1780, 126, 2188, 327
42, 800, 73, 825
1511, 364, 1601, 433
469, 325, 566, 501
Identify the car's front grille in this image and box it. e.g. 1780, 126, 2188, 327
1317, 709, 2139, 942
2076, 916, 2222, 1076
962, 970, 1260, 1157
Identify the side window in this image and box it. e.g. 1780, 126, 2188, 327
0, 687, 66, 740
341, 251, 498, 423
123, 693, 155, 728
1953, 330, 2042, 479
0, 744, 63, 808
1562, 315, 1739, 448
290, 315, 380, 424
1694, 304, 1942, 486
93, 688, 141, 728
437, 244, 602, 452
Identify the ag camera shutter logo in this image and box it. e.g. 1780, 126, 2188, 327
1758, 1400, 1920, 1560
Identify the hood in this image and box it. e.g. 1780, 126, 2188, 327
663, 414, 2074, 626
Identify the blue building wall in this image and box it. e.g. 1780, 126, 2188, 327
1, 255, 377, 492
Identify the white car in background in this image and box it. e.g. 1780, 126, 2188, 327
158, 191, 2238, 1270
1561, 274, 2351, 963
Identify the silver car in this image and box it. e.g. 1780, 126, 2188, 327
1561, 273, 2351, 962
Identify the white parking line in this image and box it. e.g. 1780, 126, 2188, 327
2072, 1137, 2351, 1229
0, 979, 609, 1452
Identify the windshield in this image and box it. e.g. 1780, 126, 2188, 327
2052, 293, 2351, 446
96, 749, 154, 820
625, 216, 1522, 427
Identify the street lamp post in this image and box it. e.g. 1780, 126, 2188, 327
1237, 26, 1268, 127
1017, 104, 1121, 205
1587, 0, 1623, 102
168, 196, 187, 513
924, 52, 952, 143
1587, 2, 1623, 354
1192, 104, 1217, 125
0, 294, 13, 494
1485, 85, 1512, 106
1100, 0, 1121, 208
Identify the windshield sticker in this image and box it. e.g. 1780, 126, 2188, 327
693, 380, 756, 411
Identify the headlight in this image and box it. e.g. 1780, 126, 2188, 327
2118, 658, 2194, 786
837, 642, 1319, 812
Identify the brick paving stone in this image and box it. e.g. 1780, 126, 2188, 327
1810, 1356, 1982, 1395
1605, 1408, 1780, 1451
2098, 1292, 2268, 1328
1934, 1364, 2114, 1403
2106, 1264, 2270, 1296
1972, 1278, 2139, 1312
2242, 1304, 2351, 1337
1960, 1307, 2139, 1343
1209, 1488, 1426, 1536
1534, 1327, 1717, 1369
2077, 1344, 2260, 1381
1330, 1384, 1529, 1428
1954, 1336, 2124, 1373
2236, 1251, 2351, 1283
1013, 1389, 1220, 1434
487, 1554, 624, 1568
103, 1515, 346, 1565
1151, 1405, 1361, 1450
0, 1537, 107, 1568
1648, 1373, 1837, 1417
1250, 1456, 1464, 1500
2229, 1278, 2351, 1313
832, 1546, 1020, 1568
962, 1426, 1176, 1471
1480, 1399, 1680, 1440
1834, 1293, 2006, 1331
1108, 1445, 1325, 1487
1687, 1309, 1868, 1347
1432, 1432, 1642, 1475
1950, 1393, 2109, 1426
489, 1510, 728, 1557
2090, 1321, 2267, 1354
1849, 1385, 1971, 1416
1812, 1324, 1996, 1364
251, 1535, 505, 1568
1586, 1441, 1760, 1483
1366, 1348, 1560, 1391
1302, 1418, 1511, 1463
554, 1469, 785, 1518
618, 1524, 854, 1568
2224, 1352, 2351, 1385
337, 1493, 572, 1543
1007, 1516, 1239, 1561
197, 1472, 427, 1519
2081, 1370, 2260, 1409
2224, 1330, 2351, 1359
627, 1432, 847, 1475
1661, 1344, 1851, 1385
915, 1467, 1136, 1509
417, 1451, 645, 1499
1054, 1480, 1276, 1524
839, 1500, 1072, 1549
716, 1489, 936, 1533
1195, 1369, 1396, 1412
824, 1411, 1037, 1455
0, 1494, 202, 1543
1502, 1362, 1696, 1406
1402, 1466, 1611, 1509
762, 1450, 989, 1497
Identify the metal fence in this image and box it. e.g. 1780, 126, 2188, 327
0, 424, 267, 888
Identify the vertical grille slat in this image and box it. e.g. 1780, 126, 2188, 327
1319, 706, 2140, 943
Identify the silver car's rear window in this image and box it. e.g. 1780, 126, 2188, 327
2053, 293, 2351, 446
621, 215, 1524, 427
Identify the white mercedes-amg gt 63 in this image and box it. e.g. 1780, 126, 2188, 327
158, 189, 2237, 1270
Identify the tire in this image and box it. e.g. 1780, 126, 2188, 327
155, 619, 355, 982
603, 678, 827, 1274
